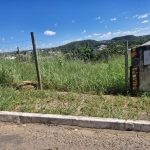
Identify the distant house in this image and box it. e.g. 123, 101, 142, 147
97, 45, 107, 51
5, 55, 16, 60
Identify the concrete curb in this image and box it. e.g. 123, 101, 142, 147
0, 111, 150, 132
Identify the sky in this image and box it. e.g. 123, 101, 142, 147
1, 0, 150, 51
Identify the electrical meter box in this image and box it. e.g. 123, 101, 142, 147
130, 41, 150, 92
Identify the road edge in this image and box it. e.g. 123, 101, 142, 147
0, 111, 150, 132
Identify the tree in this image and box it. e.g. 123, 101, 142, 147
74, 44, 94, 62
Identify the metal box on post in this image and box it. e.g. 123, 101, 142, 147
130, 41, 150, 92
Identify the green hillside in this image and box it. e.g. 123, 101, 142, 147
111, 35, 136, 41
6, 34, 149, 54
54, 40, 100, 52
47, 34, 150, 53
111, 34, 150, 45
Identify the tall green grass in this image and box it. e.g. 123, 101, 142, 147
0, 58, 36, 83
39, 55, 126, 94
0, 54, 126, 94
1, 55, 150, 120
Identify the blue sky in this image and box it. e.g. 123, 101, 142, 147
1, 0, 150, 51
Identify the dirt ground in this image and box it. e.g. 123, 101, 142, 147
0, 122, 150, 150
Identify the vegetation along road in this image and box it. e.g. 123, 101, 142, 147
1, 35, 150, 150
0, 122, 150, 150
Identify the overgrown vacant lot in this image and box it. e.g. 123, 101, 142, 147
0, 55, 150, 120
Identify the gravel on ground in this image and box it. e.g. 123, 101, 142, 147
0, 122, 150, 150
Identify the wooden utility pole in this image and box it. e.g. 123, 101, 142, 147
30, 32, 42, 89
125, 40, 128, 94
17, 47, 20, 54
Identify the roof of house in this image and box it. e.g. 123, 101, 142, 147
141, 41, 150, 46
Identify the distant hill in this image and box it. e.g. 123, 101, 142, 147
111, 34, 150, 45
111, 35, 137, 41
49, 34, 150, 52
53, 40, 100, 52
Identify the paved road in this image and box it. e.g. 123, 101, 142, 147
0, 122, 150, 150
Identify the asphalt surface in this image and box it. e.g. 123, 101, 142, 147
0, 122, 150, 150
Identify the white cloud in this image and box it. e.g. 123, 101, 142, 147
76, 38, 82, 41
133, 13, 150, 19
100, 20, 104, 23
82, 30, 86, 34
113, 31, 122, 36
54, 23, 58, 26
41, 44, 46, 47
117, 27, 150, 36
95, 16, 101, 20
125, 17, 128, 19
93, 33, 100, 36
121, 11, 129, 15
44, 30, 56, 36
61, 40, 71, 45
135, 28, 144, 32
2, 38, 5, 42
122, 30, 137, 35
135, 32, 150, 36
39, 43, 53, 48
111, 27, 150, 38
135, 27, 142, 30
133, 14, 139, 18
138, 13, 150, 19
100, 32, 111, 39
141, 20, 149, 23
145, 27, 150, 30
110, 18, 117, 21
48, 43, 53, 46
85, 35, 92, 39
72, 20, 75, 23
105, 26, 107, 28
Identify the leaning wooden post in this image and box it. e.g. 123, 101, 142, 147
30, 32, 42, 89
125, 40, 128, 94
